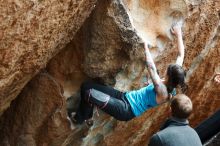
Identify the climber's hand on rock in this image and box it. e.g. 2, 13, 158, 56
171, 22, 182, 37
214, 73, 220, 84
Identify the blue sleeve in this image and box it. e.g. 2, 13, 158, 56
147, 85, 158, 107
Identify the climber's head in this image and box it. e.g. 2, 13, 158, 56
170, 94, 192, 119
166, 64, 187, 93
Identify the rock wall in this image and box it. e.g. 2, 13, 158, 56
0, 0, 219, 146
0, 0, 98, 116
0, 73, 71, 146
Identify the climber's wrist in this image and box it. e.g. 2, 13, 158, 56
176, 33, 183, 40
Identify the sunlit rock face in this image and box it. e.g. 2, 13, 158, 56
123, 0, 187, 58
0, 0, 98, 116
0, 0, 220, 146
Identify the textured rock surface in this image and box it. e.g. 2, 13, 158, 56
46, 31, 87, 99
0, 0, 98, 115
0, 73, 71, 146
105, 1, 220, 145
0, 0, 220, 146
123, 0, 187, 51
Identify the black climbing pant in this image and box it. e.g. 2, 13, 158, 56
195, 109, 220, 144
74, 81, 135, 124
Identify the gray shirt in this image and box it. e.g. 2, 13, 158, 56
148, 118, 202, 146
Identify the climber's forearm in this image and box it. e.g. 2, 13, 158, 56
171, 22, 185, 66
144, 43, 168, 101
175, 32, 185, 67
144, 43, 160, 85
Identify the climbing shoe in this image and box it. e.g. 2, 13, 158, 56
85, 119, 94, 127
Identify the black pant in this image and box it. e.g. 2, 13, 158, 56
74, 81, 135, 124
195, 109, 220, 144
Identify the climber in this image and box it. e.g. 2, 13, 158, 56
148, 94, 202, 146
71, 22, 187, 126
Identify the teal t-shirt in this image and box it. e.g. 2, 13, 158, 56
126, 84, 176, 117
125, 83, 158, 117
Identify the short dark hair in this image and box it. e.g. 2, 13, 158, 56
171, 94, 193, 119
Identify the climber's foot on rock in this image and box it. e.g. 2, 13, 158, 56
67, 116, 75, 130
85, 119, 94, 128
67, 112, 81, 129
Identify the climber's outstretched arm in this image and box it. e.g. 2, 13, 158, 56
144, 43, 168, 103
171, 23, 185, 67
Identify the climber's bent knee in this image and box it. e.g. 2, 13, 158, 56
85, 89, 110, 109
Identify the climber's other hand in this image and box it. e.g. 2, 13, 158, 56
171, 22, 182, 37
214, 73, 220, 84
